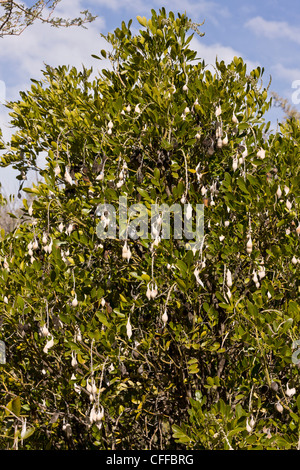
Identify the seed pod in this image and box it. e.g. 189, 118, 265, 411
186, 203, 193, 221
71, 353, 77, 368
271, 381, 278, 392
246, 419, 252, 433
286, 200, 292, 210
32, 239, 39, 250
86, 380, 92, 394
72, 296, 78, 307
42, 233, 48, 244
28, 203, 33, 216
184, 106, 190, 114
182, 84, 188, 92
101, 298, 106, 307
64, 168, 73, 185
257, 148, 265, 159
275, 402, 283, 413
246, 236, 253, 254
107, 128, 112, 135
276, 186, 282, 198
195, 132, 201, 140
3, 296, 8, 304
146, 285, 152, 300
232, 113, 238, 124
286, 383, 296, 397
40, 324, 50, 337
292, 256, 298, 265
222, 134, 228, 146
296, 224, 300, 236
135, 104, 141, 113
107, 120, 113, 129
284, 185, 289, 195
215, 105, 222, 117
232, 158, 238, 171
162, 310, 168, 325
226, 269, 232, 288
224, 220, 230, 227
217, 137, 223, 148
43, 336, 54, 354
126, 317, 132, 339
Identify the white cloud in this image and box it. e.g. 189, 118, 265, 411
272, 63, 300, 83
245, 16, 300, 45
190, 36, 260, 73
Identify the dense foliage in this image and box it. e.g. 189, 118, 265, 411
0, 9, 299, 450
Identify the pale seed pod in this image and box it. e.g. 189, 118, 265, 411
215, 105, 222, 117
71, 353, 77, 368
219, 235, 225, 242
107, 120, 113, 129
217, 137, 223, 148
43, 336, 54, 353
222, 134, 228, 146
184, 106, 190, 114
182, 84, 188, 92
162, 310, 168, 325
126, 317, 132, 339
150, 284, 158, 299
91, 379, 97, 395
58, 222, 64, 233
86, 380, 92, 394
101, 298, 106, 307
284, 185, 289, 195
32, 239, 39, 250
3, 296, 8, 304
286, 200, 292, 210
42, 233, 48, 244
286, 383, 296, 397
226, 269, 232, 288
249, 416, 255, 428
275, 402, 283, 413
135, 104, 141, 113
257, 148, 265, 159
246, 419, 252, 433
54, 165, 61, 176
224, 220, 230, 227
146, 285, 152, 300
64, 168, 73, 185
296, 224, 300, 236
276, 186, 282, 198
232, 113, 238, 124
72, 296, 78, 307
246, 236, 253, 254
186, 203, 193, 221
232, 158, 238, 171
28, 203, 33, 216
195, 132, 201, 140
40, 324, 50, 337
292, 256, 298, 265
107, 128, 112, 135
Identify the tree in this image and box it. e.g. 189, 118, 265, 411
0, 0, 96, 37
0, 8, 299, 450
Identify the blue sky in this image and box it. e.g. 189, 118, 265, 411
0, 0, 300, 195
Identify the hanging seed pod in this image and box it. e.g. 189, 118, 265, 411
195, 132, 201, 140
257, 148, 265, 159
286, 383, 296, 397
135, 104, 141, 113
122, 242, 132, 262
182, 84, 188, 92
246, 236, 253, 254
284, 185, 289, 195
100, 298, 106, 307
71, 353, 77, 368
276, 186, 282, 198
28, 203, 33, 216
275, 402, 283, 413
40, 324, 50, 337
32, 239, 39, 250
64, 168, 73, 185
150, 284, 158, 299
246, 419, 252, 433
226, 269, 232, 288
86, 380, 92, 394
296, 224, 300, 236
292, 256, 298, 265
222, 133, 228, 146
3, 296, 8, 304
232, 157, 238, 171
42, 233, 48, 244
162, 310, 168, 325
126, 317, 132, 339
107, 120, 113, 129
215, 105, 222, 117
72, 296, 78, 307
43, 336, 54, 353
232, 113, 238, 124
252, 270, 258, 284
186, 203, 193, 221
217, 137, 223, 149
146, 284, 152, 300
